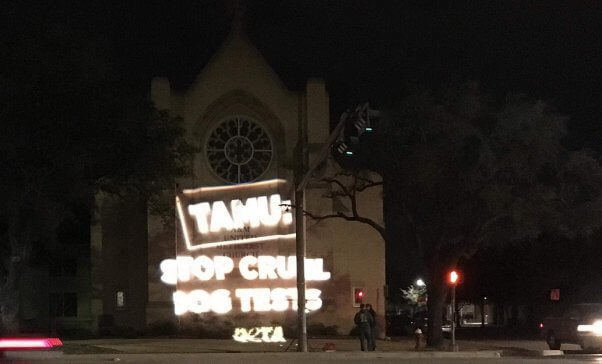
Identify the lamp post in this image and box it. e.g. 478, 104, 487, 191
293, 132, 308, 352
292, 109, 351, 352
448, 270, 459, 352
293, 103, 378, 352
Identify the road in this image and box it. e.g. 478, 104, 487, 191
2, 338, 601, 363
5, 352, 602, 364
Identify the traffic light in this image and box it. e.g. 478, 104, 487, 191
353, 287, 364, 306
448, 270, 460, 285
332, 103, 379, 163
333, 140, 353, 156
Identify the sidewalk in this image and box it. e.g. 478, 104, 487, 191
61, 337, 566, 355
2, 351, 504, 363
64, 337, 417, 354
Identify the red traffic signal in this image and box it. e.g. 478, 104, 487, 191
448, 270, 460, 285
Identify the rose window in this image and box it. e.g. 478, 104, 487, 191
205, 116, 273, 183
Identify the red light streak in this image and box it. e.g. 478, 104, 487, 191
0, 338, 63, 349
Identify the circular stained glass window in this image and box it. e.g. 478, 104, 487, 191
205, 116, 273, 184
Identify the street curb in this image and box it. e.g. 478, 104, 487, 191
541, 350, 563, 356
497, 348, 567, 357
283, 351, 503, 359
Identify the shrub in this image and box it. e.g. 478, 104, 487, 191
308, 323, 339, 336
147, 320, 178, 337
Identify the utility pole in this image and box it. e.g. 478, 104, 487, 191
294, 140, 308, 352
293, 102, 377, 352
293, 109, 349, 352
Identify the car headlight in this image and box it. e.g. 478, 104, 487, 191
577, 320, 602, 335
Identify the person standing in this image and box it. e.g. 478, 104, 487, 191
354, 304, 374, 351
366, 303, 377, 351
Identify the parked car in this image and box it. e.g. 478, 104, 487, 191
386, 311, 413, 336
386, 311, 451, 337
541, 303, 602, 351
411, 311, 452, 337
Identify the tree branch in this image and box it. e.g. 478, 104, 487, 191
280, 199, 386, 241
308, 210, 386, 241
356, 180, 383, 192
320, 177, 351, 198
351, 172, 359, 217
322, 190, 348, 199
452, 214, 507, 260
282, 171, 387, 242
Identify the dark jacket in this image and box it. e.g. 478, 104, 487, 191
354, 309, 374, 327
368, 308, 377, 327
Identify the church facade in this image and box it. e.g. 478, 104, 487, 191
91, 22, 385, 338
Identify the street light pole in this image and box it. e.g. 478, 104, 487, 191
292, 103, 376, 352
294, 120, 308, 352
292, 110, 351, 352
448, 270, 459, 352
451, 284, 456, 351
294, 185, 307, 352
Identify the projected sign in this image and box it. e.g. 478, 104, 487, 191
233, 326, 286, 343
160, 255, 330, 315
161, 179, 331, 318
176, 179, 295, 250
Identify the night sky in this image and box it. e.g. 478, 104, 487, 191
88, 0, 601, 151
12, 0, 597, 148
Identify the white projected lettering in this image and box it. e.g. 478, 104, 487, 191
239, 255, 259, 280
172, 287, 323, 315
162, 255, 330, 315
160, 259, 178, 285
276, 256, 296, 279
173, 289, 232, 315
177, 179, 296, 250
167, 180, 329, 319
187, 202, 211, 233
160, 255, 331, 283
187, 194, 292, 234
232, 326, 286, 343
231, 198, 260, 228
160, 255, 234, 283
235, 288, 322, 313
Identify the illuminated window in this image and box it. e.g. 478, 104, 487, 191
206, 116, 273, 184
116, 291, 125, 309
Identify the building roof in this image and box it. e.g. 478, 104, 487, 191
167, 5, 308, 92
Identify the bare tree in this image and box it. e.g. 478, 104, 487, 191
305, 171, 385, 239
281, 170, 385, 241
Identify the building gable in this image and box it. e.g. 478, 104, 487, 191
184, 28, 298, 129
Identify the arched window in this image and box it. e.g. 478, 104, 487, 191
205, 116, 273, 184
